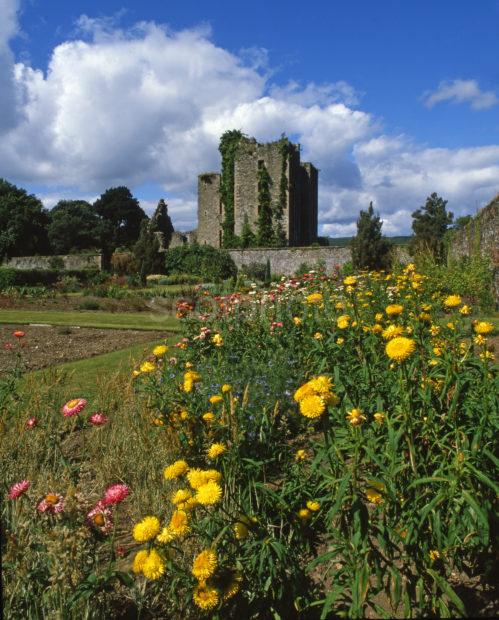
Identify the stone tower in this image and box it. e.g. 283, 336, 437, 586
197, 135, 318, 247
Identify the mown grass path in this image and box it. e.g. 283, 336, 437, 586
0, 309, 180, 331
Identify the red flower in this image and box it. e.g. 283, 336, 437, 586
25, 416, 37, 429
102, 483, 129, 506
13, 330, 25, 338
8, 480, 30, 499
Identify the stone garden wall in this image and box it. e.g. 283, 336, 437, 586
3, 254, 102, 270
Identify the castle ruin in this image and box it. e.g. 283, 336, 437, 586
197, 134, 318, 247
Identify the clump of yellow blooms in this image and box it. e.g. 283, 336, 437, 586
193, 582, 219, 611
343, 275, 357, 287
294, 376, 340, 419
152, 344, 168, 357
337, 314, 350, 329
385, 336, 416, 362
183, 370, 201, 392
382, 324, 404, 340
133, 516, 161, 542
207, 443, 227, 459
133, 548, 165, 580
212, 333, 223, 346
196, 480, 223, 505
295, 449, 308, 461
385, 304, 403, 316
139, 361, 156, 373
306, 292, 323, 304
473, 321, 494, 335
443, 294, 462, 309
164, 460, 189, 480
192, 549, 218, 580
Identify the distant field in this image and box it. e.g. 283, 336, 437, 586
327, 235, 412, 247
0, 309, 181, 331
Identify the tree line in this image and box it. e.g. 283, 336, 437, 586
0, 179, 173, 269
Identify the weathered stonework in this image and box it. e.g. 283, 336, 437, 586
228, 246, 409, 276
197, 136, 318, 247
448, 195, 499, 302
3, 254, 102, 270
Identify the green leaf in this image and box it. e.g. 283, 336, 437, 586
427, 569, 466, 616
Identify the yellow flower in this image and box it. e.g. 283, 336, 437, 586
133, 516, 161, 542
443, 294, 461, 308
308, 375, 333, 395
473, 335, 486, 346
337, 314, 350, 329
365, 488, 383, 505
141, 548, 165, 580
193, 583, 219, 611
429, 324, 440, 336
473, 321, 494, 335
212, 333, 223, 346
293, 316, 302, 326
184, 370, 201, 382
382, 324, 404, 340
385, 304, 403, 316
429, 549, 440, 562
299, 394, 326, 419
171, 489, 192, 505
207, 443, 227, 459
375, 312, 384, 321
306, 500, 320, 511
152, 344, 168, 357
140, 361, 156, 373
459, 304, 471, 315
221, 572, 243, 601
343, 275, 357, 286
293, 382, 314, 402
373, 412, 386, 424
196, 480, 222, 505
168, 510, 190, 537
306, 292, 323, 304
192, 549, 217, 580
132, 549, 149, 574
372, 323, 383, 334
233, 520, 249, 539
183, 379, 193, 392
298, 508, 311, 520
335, 301, 345, 310
385, 337, 416, 362
209, 395, 223, 404
203, 412, 215, 422
187, 468, 209, 489
221, 383, 232, 392
346, 408, 366, 426
164, 460, 189, 480
336, 337, 344, 345
295, 449, 307, 461
314, 332, 323, 340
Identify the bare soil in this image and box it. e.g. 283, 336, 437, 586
0, 324, 167, 373
0, 294, 154, 313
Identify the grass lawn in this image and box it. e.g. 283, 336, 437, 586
0, 309, 180, 331
26, 336, 174, 399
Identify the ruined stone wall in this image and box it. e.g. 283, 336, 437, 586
3, 254, 102, 270
197, 136, 318, 247
448, 195, 499, 302
197, 173, 222, 247
229, 246, 410, 276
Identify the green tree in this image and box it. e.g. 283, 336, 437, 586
0, 179, 50, 259
133, 220, 163, 283
240, 214, 256, 248
164, 243, 237, 282
47, 200, 102, 254
94, 187, 147, 251
256, 163, 274, 247
350, 202, 392, 270
149, 199, 174, 247
410, 193, 453, 263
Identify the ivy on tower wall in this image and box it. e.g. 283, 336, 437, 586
219, 130, 244, 248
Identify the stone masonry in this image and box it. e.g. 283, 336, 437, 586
197, 136, 318, 247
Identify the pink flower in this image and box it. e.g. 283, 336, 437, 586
61, 398, 87, 417
89, 412, 108, 426
8, 480, 30, 499
87, 500, 113, 533
37, 493, 65, 514
4, 343, 13, 350
26, 416, 37, 429
102, 483, 129, 506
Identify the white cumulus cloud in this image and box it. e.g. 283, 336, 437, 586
422, 79, 498, 111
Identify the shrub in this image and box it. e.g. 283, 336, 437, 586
0, 268, 16, 291
164, 244, 237, 282
0, 268, 103, 287
78, 300, 101, 310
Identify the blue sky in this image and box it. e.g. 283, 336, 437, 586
1, 0, 499, 235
